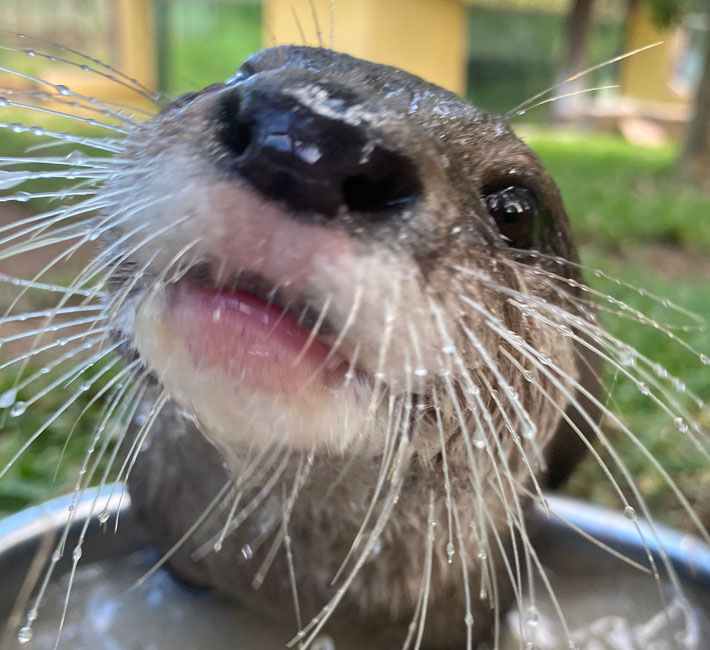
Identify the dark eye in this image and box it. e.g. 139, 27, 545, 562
483, 185, 538, 248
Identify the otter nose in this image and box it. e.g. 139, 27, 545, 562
216, 83, 421, 219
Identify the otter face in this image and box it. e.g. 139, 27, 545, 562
104, 46, 581, 466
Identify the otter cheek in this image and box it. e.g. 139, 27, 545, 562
132, 292, 366, 453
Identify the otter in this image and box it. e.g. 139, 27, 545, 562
111, 45, 599, 649
1, 41, 706, 650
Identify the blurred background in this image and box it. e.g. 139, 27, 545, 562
0, 0, 708, 531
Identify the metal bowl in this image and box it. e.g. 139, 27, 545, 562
1, 487, 709, 649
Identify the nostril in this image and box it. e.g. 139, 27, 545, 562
218, 92, 253, 158
341, 147, 421, 214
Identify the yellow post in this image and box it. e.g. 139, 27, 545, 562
262, 0, 468, 95
115, 0, 158, 92
43, 0, 158, 107
620, 5, 686, 104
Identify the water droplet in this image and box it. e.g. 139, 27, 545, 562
24, 49, 36, 57
675, 417, 689, 433
65, 150, 86, 164
78, 381, 91, 392
0, 97, 8, 107
311, 635, 336, 650
619, 348, 635, 367
446, 541, 455, 563
213, 540, 223, 552
80, 64, 90, 72
473, 433, 486, 449
414, 366, 428, 377
370, 538, 382, 556
18, 626, 33, 644
442, 344, 456, 355
638, 382, 650, 396
98, 510, 109, 525
10, 401, 26, 417
476, 548, 487, 560
51, 550, 61, 563
623, 505, 636, 520
464, 613, 475, 627
450, 226, 462, 235
10, 122, 25, 133
0, 388, 17, 408
240, 544, 253, 560
55, 85, 71, 96
700, 354, 710, 366
525, 605, 539, 627
72, 545, 83, 562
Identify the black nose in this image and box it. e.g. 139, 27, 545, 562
216, 82, 421, 219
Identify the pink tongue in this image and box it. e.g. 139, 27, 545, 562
168, 287, 340, 393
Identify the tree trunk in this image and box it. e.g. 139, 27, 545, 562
677, 8, 710, 185
552, 0, 595, 120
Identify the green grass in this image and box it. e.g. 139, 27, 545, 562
0, 124, 708, 529
524, 129, 710, 252
524, 129, 710, 528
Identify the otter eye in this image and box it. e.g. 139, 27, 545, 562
483, 185, 538, 248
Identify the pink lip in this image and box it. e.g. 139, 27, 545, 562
167, 286, 345, 393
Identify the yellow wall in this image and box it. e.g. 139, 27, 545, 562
263, 0, 468, 94
620, 5, 687, 104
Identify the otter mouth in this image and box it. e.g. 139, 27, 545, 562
160, 262, 353, 394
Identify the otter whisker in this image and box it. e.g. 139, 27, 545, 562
112, 391, 170, 517
132, 478, 235, 589
6, 331, 107, 399
514, 84, 619, 117
402, 490, 435, 650
290, 432, 411, 649
192, 440, 294, 560
503, 253, 706, 327
0, 48, 155, 118
303, 283, 363, 388
0, 272, 101, 297
0, 327, 108, 372
251, 451, 313, 590
0, 189, 97, 203
0, 30, 161, 104
0, 155, 112, 169
471, 291, 710, 544
0, 95, 129, 134
329, 389, 404, 585
506, 42, 661, 118
431, 387, 456, 563
506, 295, 710, 455
0, 314, 106, 346
0, 119, 124, 153
0, 304, 101, 324
474, 302, 693, 611
54, 359, 144, 481
0, 64, 144, 128
48, 383, 142, 650
458, 272, 710, 448
0, 343, 119, 480
292, 292, 333, 367
143, 447, 293, 589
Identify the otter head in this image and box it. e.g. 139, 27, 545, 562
105, 46, 583, 476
